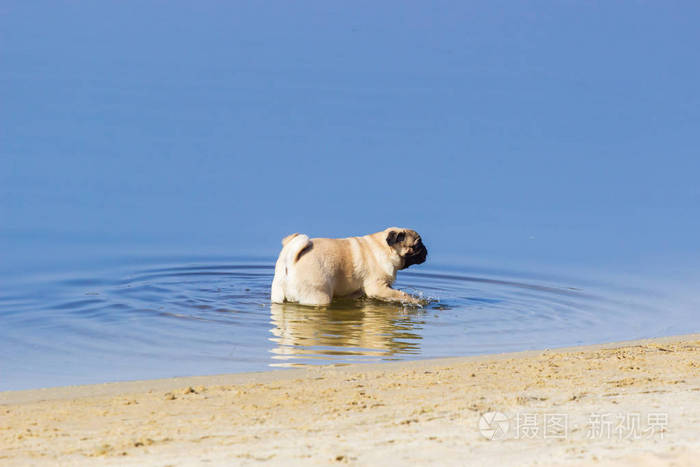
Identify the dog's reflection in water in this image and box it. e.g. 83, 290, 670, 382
269, 300, 425, 366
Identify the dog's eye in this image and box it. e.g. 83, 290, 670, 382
396, 232, 405, 242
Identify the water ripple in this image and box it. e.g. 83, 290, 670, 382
0, 260, 681, 390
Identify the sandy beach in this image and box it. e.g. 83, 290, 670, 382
2, 334, 699, 466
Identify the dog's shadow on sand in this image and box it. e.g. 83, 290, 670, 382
268, 298, 436, 364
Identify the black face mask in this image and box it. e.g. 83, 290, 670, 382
402, 241, 427, 269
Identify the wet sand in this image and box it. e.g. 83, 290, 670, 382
2, 334, 699, 466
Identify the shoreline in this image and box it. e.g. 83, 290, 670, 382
2, 333, 699, 465
3, 333, 696, 404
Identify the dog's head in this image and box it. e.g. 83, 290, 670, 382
385, 228, 428, 270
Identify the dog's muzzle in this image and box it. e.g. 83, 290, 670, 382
402, 242, 428, 269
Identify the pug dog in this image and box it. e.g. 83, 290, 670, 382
270, 227, 427, 306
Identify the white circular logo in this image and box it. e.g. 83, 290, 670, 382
478, 411, 509, 440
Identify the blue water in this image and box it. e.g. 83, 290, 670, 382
2, 2, 699, 390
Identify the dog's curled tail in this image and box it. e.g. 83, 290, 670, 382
281, 233, 301, 247
281, 233, 311, 264
271, 233, 311, 303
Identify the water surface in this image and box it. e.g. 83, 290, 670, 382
2, 2, 700, 390
1, 255, 694, 391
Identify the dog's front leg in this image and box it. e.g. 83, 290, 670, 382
365, 282, 422, 305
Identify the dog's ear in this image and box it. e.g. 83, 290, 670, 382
386, 230, 405, 246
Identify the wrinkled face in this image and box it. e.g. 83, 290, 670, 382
386, 229, 428, 270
